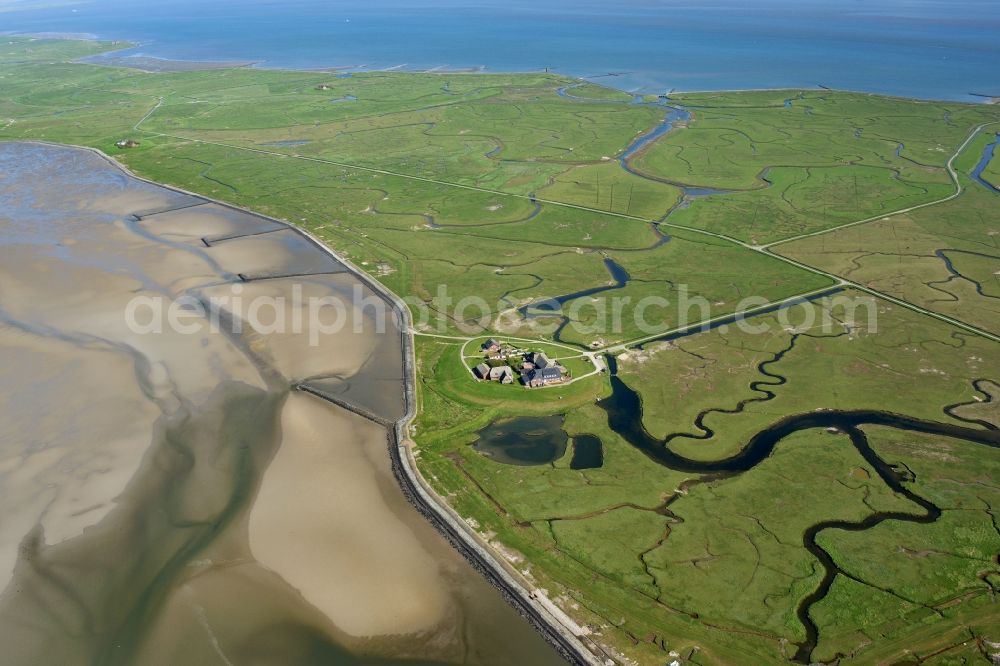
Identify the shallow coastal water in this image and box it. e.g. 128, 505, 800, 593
0, 142, 563, 665
5, 0, 1000, 101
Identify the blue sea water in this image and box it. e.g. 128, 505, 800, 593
2, 0, 999, 101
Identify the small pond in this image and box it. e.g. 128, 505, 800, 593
569, 434, 604, 470
473, 415, 603, 469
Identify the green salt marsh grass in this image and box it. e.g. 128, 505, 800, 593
4, 36, 1000, 664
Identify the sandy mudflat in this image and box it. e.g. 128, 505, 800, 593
203, 227, 348, 280
0, 328, 161, 584
138, 202, 285, 241
249, 393, 451, 638
0, 142, 563, 665
199, 275, 389, 385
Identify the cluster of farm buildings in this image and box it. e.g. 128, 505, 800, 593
473, 339, 568, 388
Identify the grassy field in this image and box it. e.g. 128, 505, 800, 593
3, 36, 1000, 665
616, 292, 997, 460
416, 298, 1000, 664
774, 135, 1000, 336
811, 426, 1000, 662
0, 37, 845, 346
635, 91, 997, 244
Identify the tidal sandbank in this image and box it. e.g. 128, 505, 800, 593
0, 141, 564, 665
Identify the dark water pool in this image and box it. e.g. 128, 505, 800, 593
473, 414, 568, 466
473, 416, 605, 470
569, 435, 603, 470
